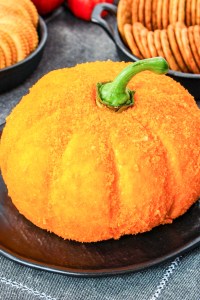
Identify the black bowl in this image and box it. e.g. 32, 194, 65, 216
0, 17, 48, 94
92, 3, 200, 101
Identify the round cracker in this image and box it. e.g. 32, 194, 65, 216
18, 17, 38, 52
178, 0, 186, 23
162, 0, 170, 28
17, 0, 39, 27
0, 4, 29, 21
147, 31, 158, 57
154, 29, 165, 57
117, 0, 133, 43
140, 27, 152, 58
191, 0, 197, 25
152, 0, 158, 30
197, 0, 200, 25
132, 0, 140, 24
0, 0, 32, 24
0, 0, 38, 27
167, 24, 189, 72
138, 0, 145, 24
181, 27, 200, 73
175, 21, 186, 29
0, 17, 30, 56
144, 0, 152, 30
0, 29, 17, 64
170, 0, 179, 24
0, 45, 6, 69
24, 23, 38, 53
193, 25, 200, 63
0, 15, 38, 54
18, 19, 38, 53
124, 23, 143, 58
186, 0, 192, 26
156, 0, 163, 29
132, 22, 146, 57
174, 22, 189, 70
0, 31, 13, 67
160, 29, 180, 71
169, 0, 173, 24
0, 23, 28, 62
188, 26, 200, 70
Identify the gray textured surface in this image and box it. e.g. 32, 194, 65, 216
0, 7, 200, 300
0, 248, 199, 300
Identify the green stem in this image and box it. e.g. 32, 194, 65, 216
96, 57, 169, 112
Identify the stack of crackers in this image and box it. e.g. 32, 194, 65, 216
117, 0, 200, 73
0, 0, 39, 69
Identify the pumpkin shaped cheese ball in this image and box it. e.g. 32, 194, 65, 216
0, 58, 200, 243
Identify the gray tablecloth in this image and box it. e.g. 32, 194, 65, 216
0, 8, 199, 300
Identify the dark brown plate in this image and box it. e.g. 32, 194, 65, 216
0, 124, 199, 277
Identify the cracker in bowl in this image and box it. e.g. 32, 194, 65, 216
118, 0, 200, 73
0, 0, 39, 69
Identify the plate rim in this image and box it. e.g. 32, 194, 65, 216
0, 233, 200, 277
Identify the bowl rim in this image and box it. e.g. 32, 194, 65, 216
0, 17, 48, 73
113, 22, 200, 79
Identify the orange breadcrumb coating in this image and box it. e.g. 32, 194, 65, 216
0, 61, 200, 242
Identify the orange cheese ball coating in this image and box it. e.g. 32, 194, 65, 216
0, 61, 200, 242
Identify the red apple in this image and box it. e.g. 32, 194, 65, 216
31, 0, 64, 15
67, 0, 114, 21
